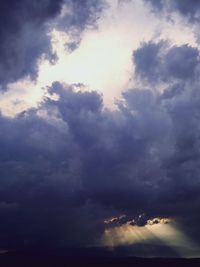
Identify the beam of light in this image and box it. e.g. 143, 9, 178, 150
146, 223, 200, 258
102, 218, 200, 258
102, 224, 152, 247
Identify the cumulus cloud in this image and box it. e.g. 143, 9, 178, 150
103, 214, 170, 228
133, 41, 199, 84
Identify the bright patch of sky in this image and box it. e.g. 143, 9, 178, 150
0, 0, 197, 116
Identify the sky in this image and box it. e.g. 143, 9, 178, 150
1, 0, 200, 258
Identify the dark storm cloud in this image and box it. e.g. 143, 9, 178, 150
144, 0, 200, 22
0, 0, 63, 86
132, 40, 200, 243
0, 0, 105, 87
1, 55, 200, 248
1, 36, 200, 249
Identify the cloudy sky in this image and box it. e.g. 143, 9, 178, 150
1, 0, 200, 258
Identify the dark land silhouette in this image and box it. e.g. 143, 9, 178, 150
0, 247, 200, 267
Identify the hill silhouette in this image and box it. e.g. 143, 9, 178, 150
0, 247, 200, 267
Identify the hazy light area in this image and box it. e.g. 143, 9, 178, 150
102, 221, 200, 258
0, 0, 197, 117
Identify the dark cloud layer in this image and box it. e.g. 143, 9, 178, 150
0, 0, 105, 88
1, 37, 200, 249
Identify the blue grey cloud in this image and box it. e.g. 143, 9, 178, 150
0, 0, 63, 87
133, 41, 199, 84
1, 64, 200, 248
144, 0, 200, 22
